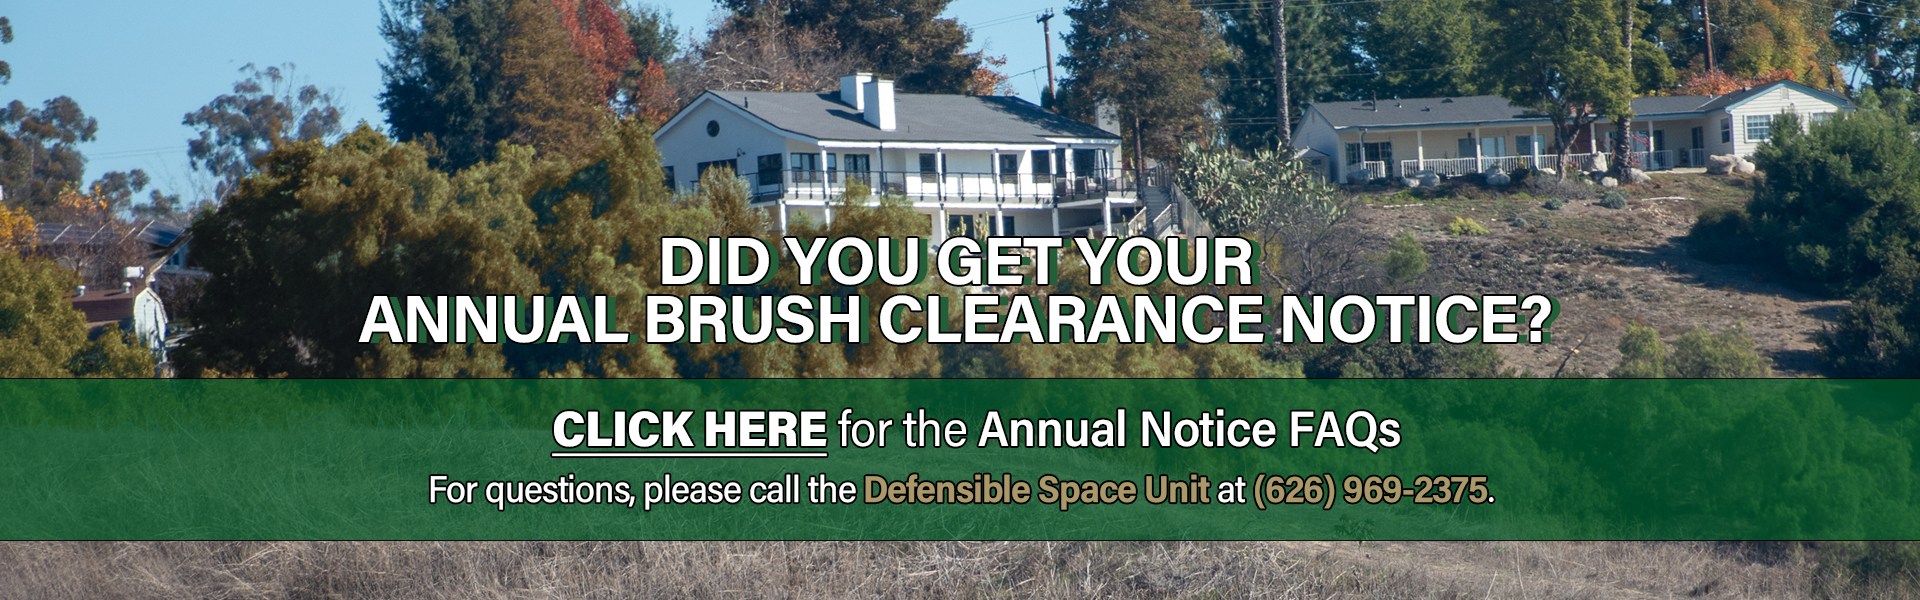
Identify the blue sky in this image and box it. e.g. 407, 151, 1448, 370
2, 1, 1066, 200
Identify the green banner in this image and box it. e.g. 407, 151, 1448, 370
2, 379, 1914, 540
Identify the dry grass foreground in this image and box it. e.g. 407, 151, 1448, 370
0, 540, 1859, 599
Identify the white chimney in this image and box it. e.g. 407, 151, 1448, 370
862, 79, 896, 131
840, 72, 872, 109
121, 281, 132, 294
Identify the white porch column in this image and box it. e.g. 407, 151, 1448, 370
824, 204, 833, 227
1530, 125, 1540, 167
936, 204, 948, 246
994, 204, 1005, 237
778, 199, 788, 235
820, 148, 830, 198
1102, 197, 1113, 236
1473, 126, 1484, 172
1416, 130, 1424, 171
1051, 206, 1060, 236
1647, 120, 1655, 168
934, 149, 945, 200
1589, 122, 1598, 154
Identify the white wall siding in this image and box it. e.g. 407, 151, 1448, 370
1726, 85, 1848, 158
656, 99, 798, 189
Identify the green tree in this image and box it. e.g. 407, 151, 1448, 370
1213, 0, 1365, 152
723, 0, 980, 94
1176, 143, 1375, 296
380, 0, 611, 170
1061, 0, 1218, 164
176, 125, 541, 378
0, 97, 96, 216
1835, 0, 1920, 92
184, 63, 344, 202
1486, 0, 1633, 179
494, 0, 608, 161
0, 252, 154, 377
1357, 0, 1490, 100
0, 16, 12, 85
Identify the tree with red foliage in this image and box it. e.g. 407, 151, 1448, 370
627, 58, 677, 125
1677, 68, 1794, 96
554, 0, 636, 101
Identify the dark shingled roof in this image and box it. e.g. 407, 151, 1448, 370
708, 91, 1120, 143
1312, 83, 1852, 129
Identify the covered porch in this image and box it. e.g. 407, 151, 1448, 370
1341, 117, 1719, 182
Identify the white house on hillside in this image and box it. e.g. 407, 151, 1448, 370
1291, 80, 1853, 183
655, 73, 1138, 240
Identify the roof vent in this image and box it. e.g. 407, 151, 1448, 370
1422, 107, 1432, 111
75, 285, 86, 297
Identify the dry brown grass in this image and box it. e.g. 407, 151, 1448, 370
0, 540, 1849, 599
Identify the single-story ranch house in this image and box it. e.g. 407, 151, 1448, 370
655, 73, 1137, 240
1291, 80, 1854, 183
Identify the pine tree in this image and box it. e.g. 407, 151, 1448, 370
1214, 0, 1366, 152
1060, 0, 1218, 163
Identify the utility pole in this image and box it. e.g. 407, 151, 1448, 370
1274, 0, 1290, 146
1038, 11, 1057, 112
1702, 0, 1714, 72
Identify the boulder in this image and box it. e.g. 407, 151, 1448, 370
1706, 154, 1736, 175
1402, 176, 1421, 188
1417, 171, 1441, 188
1486, 172, 1511, 186
1734, 158, 1757, 174
1626, 168, 1651, 184
1600, 177, 1620, 188
1535, 167, 1557, 177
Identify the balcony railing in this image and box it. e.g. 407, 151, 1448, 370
702, 169, 1142, 205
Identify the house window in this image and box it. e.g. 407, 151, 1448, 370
825, 153, 838, 183
1720, 117, 1732, 144
1351, 142, 1393, 163
948, 214, 977, 239
995, 215, 1016, 236
1457, 138, 1474, 158
1031, 149, 1053, 183
1809, 112, 1834, 127
998, 154, 1020, 184
1073, 148, 1099, 176
661, 166, 675, 192
790, 153, 820, 183
843, 154, 870, 184
1479, 137, 1505, 158
1745, 115, 1773, 142
696, 159, 737, 179
1691, 126, 1704, 149
919, 153, 938, 175
1515, 135, 1544, 156
756, 154, 783, 186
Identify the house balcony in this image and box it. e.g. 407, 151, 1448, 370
718, 169, 1143, 207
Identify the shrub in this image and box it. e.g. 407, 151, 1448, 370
1671, 323, 1771, 378
1543, 197, 1565, 210
1610, 322, 1772, 378
1685, 204, 1757, 263
1446, 216, 1488, 236
1382, 232, 1428, 283
1522, 175, 1593, 200
1511, 216, 1529, 229
1610, 323, 1669, 378
1599, 191, 1628, 209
